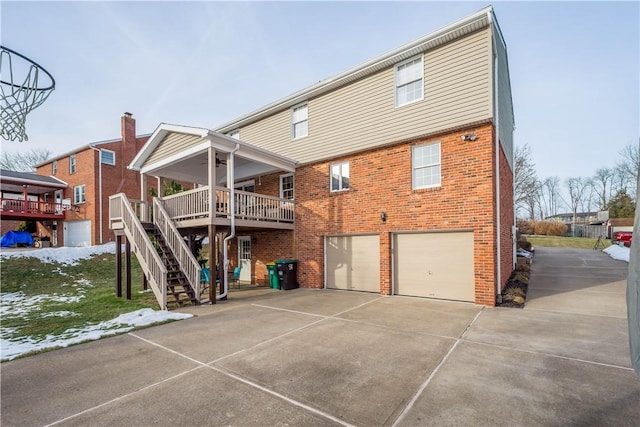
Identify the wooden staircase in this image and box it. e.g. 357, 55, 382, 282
142, 222, 198, 308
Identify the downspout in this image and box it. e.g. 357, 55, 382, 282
90, 146, 103, 244
220, 143, 240, 300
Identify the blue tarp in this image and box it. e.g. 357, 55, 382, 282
0, 231, 34, 248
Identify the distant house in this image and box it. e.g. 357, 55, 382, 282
546, 212, 603, 225
31, 113, 152, 246
109, 6, 515, 308
0, 170, 68, 244
607, 217, 634, 237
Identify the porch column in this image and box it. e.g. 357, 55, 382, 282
140, 173, 148, 222
208, 146, 216, 220
22, 185, 28, 212
208, 145, 216, 304
115, 235, 122, 298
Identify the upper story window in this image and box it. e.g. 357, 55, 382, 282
412, 142, 441, 190
69, 154, 77, 174
227, 129, 240, 140
330, 161, 350, 192
73, 184, 86, 204
291, 103, 308, 139
52, 160, 57, 175
395, 56, 423, 107
100, 149, 115, 165
280, 173, 294, 200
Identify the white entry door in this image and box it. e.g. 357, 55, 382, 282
237, 236, 251, 283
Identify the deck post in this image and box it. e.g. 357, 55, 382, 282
143, 274, 148, 291
115, 235, 122, 298
125, 238, 132, 300
208, 145, 217, 304
140, 173, 148, 222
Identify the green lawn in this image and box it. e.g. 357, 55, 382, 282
1, 253, 159, 342
524, 235, 612, 249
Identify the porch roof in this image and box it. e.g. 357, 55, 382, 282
128, 124, 297, 184
0, 169, 67, 194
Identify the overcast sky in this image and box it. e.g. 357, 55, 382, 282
1, 1, 638, 183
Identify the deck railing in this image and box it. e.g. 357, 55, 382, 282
162, 186, 294, 224
153, 198, 201, 302
109, 193, 168, 309
0, 198, 68, 215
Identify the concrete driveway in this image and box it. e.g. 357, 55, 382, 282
2, 247, 639, 426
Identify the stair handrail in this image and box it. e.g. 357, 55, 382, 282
153, 197, 202, 302
109, 193, 167, 309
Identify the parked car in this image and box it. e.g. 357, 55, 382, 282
613, 231, 633, 247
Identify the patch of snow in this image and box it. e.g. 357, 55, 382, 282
0, 243, 117, 266
0, 291, 84, 318
0, 309, 192, 361
40, 311, 79, 318
603, 245, 630, 262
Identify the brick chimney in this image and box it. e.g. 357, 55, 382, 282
121, 112, 135, 145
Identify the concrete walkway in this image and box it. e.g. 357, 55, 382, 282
2, 247, 639, 426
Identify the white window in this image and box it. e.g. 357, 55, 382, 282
52, 160, 57, 175
227, 129, 240, 140
412, 142, 441, 189
280, 173, 294, 200
69, 154, 77, 173
330, 161, 350, 192
291, 103, 308, 139
395, 56, 423, 107
73, 184, 86, 204
100, 149, 115, 165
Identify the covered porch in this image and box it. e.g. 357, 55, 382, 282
0, 169, 68, 221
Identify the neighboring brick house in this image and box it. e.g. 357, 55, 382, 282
34, 113, 152, 246
113, 6, 515, 307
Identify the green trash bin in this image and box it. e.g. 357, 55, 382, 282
266, 262, 279, 289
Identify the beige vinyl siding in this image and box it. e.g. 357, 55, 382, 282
239, 28, 492, 164
144, 132, 203, 166
494, 31, 515, 170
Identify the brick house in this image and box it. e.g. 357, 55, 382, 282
33, 113, 152, 246
110, 6, 515, 307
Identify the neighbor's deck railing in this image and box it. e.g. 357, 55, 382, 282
162, 185, 294, 224
109, 193, 168, 309
153, 198, 201, 302
0, 198, 68, 216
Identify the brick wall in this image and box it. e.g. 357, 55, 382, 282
499, 142, 515, 290
294, 122, 499, 305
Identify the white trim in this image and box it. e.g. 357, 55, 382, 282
69, 154, 77, 174
330, 161, 350, 192
73, 184, 86, 204
52, 160, 57, 175
412, 141, 441, 190
227, 129, 240, 140
280, 173, 294, 200
394, 54, 424, 108
291, 102, 308, 140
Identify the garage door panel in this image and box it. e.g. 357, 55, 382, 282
395, 232, 474, 302
64, 220, 91, 247
326, 235, 380, 293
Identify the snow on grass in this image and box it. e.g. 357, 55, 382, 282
0, 242, 117, 266
0, 309, 192, 361
1, 243, 193, 361
603, 245, 630, 262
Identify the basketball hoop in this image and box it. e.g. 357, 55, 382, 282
1, 46, 55, 142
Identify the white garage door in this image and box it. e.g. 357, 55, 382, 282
64, 220, 92, 247
325, 234, 380, 293
394, 231, 474, 302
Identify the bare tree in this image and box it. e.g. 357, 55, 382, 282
591, 168, 614, 210
539, 176, 561, 218
0, 148, 52, 172
616, 140, 639, 196
514, 144, 539, 219
562, 177, 589, 236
